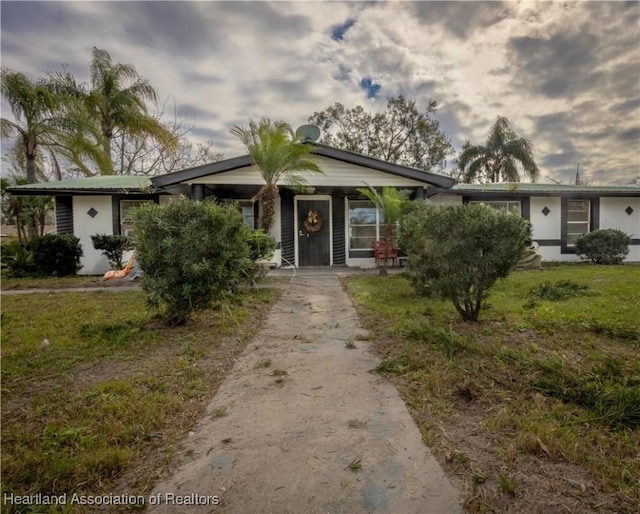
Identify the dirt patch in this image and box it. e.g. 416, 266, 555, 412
349, 296, 638, 513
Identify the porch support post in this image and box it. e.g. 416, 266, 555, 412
191, 184, 205, 201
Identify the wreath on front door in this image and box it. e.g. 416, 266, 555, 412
303, 210, 323, 233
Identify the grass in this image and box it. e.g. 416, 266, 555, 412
1, 285, 278, 513
344, 264, 640, 513
346, 457, 362, 472
1, 275, 118, 290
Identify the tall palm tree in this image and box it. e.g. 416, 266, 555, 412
45, 70, 113, 177
458, 116, 539, 183
356, 185, 409, 276
0, 68, 66, 183
85, 47, 176, 174
230, 118, 323, 232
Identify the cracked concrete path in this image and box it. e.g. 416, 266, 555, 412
148, 274, 462, 514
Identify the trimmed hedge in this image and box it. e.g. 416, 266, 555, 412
575, 229, 630, 265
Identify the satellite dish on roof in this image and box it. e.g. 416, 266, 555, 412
295, 124, 321, 142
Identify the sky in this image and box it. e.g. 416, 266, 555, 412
1, 0, 639, 185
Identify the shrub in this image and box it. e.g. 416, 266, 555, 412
91, 234, 133, 269
575, 228, 631, 264
398, 203, 531, 322
134, 196, 256, 326
246, 229, 277, 262
1, 237, 35, 277
28, 234, 83, 276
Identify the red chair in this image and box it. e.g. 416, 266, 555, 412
373, 240, 398, 267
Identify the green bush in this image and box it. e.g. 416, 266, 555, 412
1, 237, 35, 277
246, 229, 277, 262
134, 196, 257, 326
91, 234, 133, 269
28, 234, 83, 276
575, 228, 631, 264
399, 203, 531, 322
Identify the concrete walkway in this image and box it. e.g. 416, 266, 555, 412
148, 274, 461, 514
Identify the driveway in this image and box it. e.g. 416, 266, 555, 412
148, 273, 462, 513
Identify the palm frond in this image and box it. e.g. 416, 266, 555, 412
232, 117, 323, 231
459, 116, 539, 183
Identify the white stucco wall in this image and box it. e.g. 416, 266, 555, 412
600, 197, 640, 237
600, 197, 640, 261
530, 197, 561, 241
72, 196, 112, 275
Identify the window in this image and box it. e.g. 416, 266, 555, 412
237, 200, 256, 229
347, 200, 399, 251
120, 200, 153, 237
566, 200, 590, 246
221, 199, 255, 228
469, 200, 522, 215
349, 200, 377, 250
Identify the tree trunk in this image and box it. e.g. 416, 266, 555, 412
102, 135, 114, 175
50, 150, 63, 181
25, 155, 37, 184
258, 185, 278, 232
380, 222, 392, 276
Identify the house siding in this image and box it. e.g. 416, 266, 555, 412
55, 196, 73, 234
332, 195, 346, 265
188, 156, 430, 189
72, 196, 113, 275
530, 197, 562, 241
280, 191, 295, 266
600, 197, 640, 261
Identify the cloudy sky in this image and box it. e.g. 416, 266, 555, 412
1, 1, 639, 185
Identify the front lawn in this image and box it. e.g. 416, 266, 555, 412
345, 264, 639, 513
1, 286, 279, 513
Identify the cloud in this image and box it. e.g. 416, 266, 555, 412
409, 1, 509, 39
507, 32, 602, 99
1, 1, 638, 185
331, 18, 355, 41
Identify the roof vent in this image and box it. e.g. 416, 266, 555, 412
295, 124, 320, 142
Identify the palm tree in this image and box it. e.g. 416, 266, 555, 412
230, 118, 323, 232
45, 70, 113, 177
458, 116, 539, 183
356, 185, 409, 276
0, 68, 67, 183
85, 47, 176, 174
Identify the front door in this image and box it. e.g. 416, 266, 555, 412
297, 199, 330, 266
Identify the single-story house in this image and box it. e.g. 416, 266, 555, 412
7, 143, 640, 274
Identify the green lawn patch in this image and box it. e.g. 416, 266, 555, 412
344, 264, 639, 513
1, 286, 278, 513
